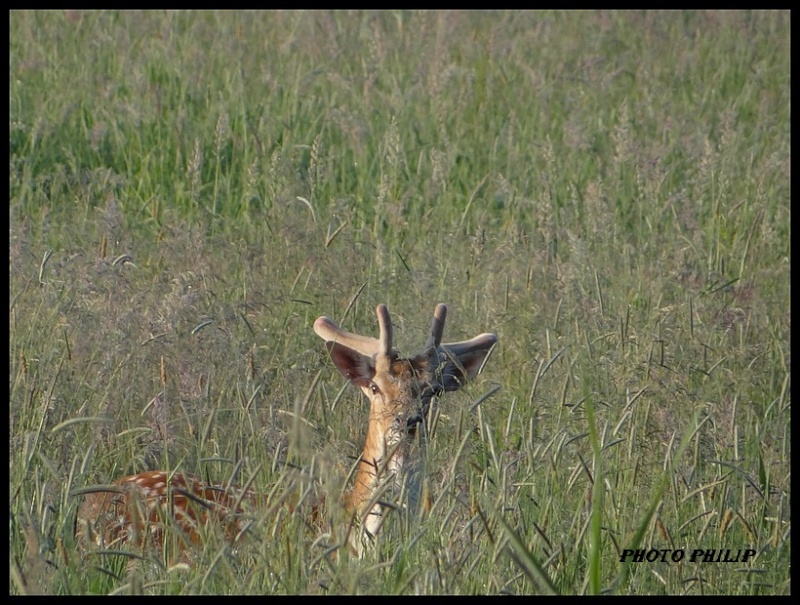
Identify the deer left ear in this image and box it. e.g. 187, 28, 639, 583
326, 341, 375, 388
439, 348, 493, 392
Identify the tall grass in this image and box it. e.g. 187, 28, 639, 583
9, 10, 790, 594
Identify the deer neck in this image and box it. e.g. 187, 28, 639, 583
346, 409, 423, 551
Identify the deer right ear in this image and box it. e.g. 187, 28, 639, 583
326, 342, 375, 387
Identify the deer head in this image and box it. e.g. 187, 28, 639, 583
314, 303, 497, 552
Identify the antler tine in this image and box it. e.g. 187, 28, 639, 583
313, 305, 395, 358
425, 303, 447, 349
313, 316, 383, 357
442, 333, 498, 356
375, 304, 393, 355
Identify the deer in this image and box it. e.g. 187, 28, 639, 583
74, 303, 498, 559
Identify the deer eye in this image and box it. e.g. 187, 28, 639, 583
369, 382, 380, 395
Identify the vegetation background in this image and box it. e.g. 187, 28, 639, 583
9, 10, 790, 595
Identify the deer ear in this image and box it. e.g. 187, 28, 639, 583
326, 342, 375, 387
439, 348, 493, 392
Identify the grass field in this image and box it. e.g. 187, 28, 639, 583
9, 10, 790, 595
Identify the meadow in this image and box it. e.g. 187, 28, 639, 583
9, 10, 790, 595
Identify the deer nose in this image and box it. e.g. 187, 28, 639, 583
406, 413, 423, 436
